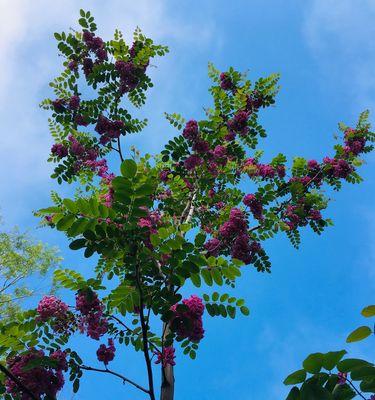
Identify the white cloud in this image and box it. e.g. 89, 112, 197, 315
0, 0, 216, 224
303, 0, 375, 113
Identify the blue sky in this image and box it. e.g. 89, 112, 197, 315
0, 0, 374, 399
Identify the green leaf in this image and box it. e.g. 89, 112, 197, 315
54, 32, 62, 41
361, 305, 375, 318
322, 350, 347, 371
63, 198, 77, 213
360, 376, 375, 393
337, 359, 373, 373
350, 365, 375, 381
190, 274, 201, 287
69, 239, 86, 250
120, 159, 137, 179
284, 369, 307, 385
73, 378, 80, 393
300, 381, 333, 400
240, 306, 250, 316
286, 387, 300, 400
56, 215, 75, 231
346, 326, 372, 343
303, 353, 324, 374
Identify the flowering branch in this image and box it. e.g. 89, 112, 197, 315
0, 364, 38, 400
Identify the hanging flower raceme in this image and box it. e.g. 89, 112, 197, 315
5, 349, 67, 399
37, 295, 74, 334
76, 289, 108, 340
97, 339, 116, 366
171, 295, 205, 343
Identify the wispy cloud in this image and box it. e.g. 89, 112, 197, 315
303, 0, 375, 113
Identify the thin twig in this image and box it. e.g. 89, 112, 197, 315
78, 365, 150, 394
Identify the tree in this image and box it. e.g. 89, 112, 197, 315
0, 10, 373, 400
0, 217, 61, 321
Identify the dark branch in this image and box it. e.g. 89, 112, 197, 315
0, 363, 38, 400
78, 364, 150, 394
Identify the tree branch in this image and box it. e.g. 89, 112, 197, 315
78, 364, 150, 394
135, 264, 156, 400
0, 363, 38, 400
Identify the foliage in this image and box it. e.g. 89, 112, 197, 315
0, 218, 61, 321
0, 9, 373, 400
284, 306, 375, 399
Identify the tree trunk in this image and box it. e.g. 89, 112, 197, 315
160, 322, 174, 400
160, 364, 174, 400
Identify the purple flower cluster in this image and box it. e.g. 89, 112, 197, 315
96, 339, 116, 366
205, 208, 261, 264
52, 95, 81, 114
282, 202, 323, 231
171, 295, 205, 343
115, 60, 143, 93
344, 128, 367, 155
76, 289, 108, 340
155, 346, 176, 367
37, 295, 73, 333
95, 114, 125, 145
227, 110, 250, 137
220, 72, 235, 91
81, 30, 108, 74
182, 120, 199, 141
5, 349, 67, 399
323, 157, 353, 179
184, 154, 203, 170
243, 194, 263, 220
243, 158, 286, 180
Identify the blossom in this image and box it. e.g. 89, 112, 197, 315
51, 143, 68, 158
243, 194, 263, 220
5, 349, 66, 399
76, 289, 108, 340
69, 95, 80, 110
171, 295, 205, 343
182, 120, 199, 141
184, 154, 203, 170
155, 347, 176, 367
204, 238, 222, 256
220, 72, 235, 91
97, 339, 116, 365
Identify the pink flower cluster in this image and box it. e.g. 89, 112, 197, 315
137, 208, 162, 248
243, 194, 263, 220
205, 208, 261, 264
51, 95, 81, 114
228, 110, 250, 137
344, 128, 367, 155
155, 346, 176, 367
243, 158, 286, 180
282, 201, 323, 231
171, 295, 205, 343
81, 30, 108, 75
36, 295, 73, 333
115, 42, 149, 94
181, 120, 232, 175
5, 349, 67, 399
96, 338, 116, 365
323, 157, 353, 179
95, 114, 125, 145
220, 72, 235, 91
76, 289, 108, 340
